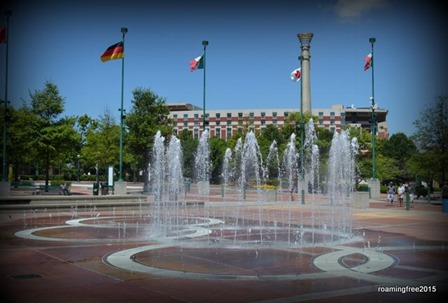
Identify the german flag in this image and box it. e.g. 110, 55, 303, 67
100, 42, 124, 62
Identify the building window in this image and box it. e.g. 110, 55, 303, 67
194, 121, 199, 126
261, 112, 266, 118
216, 113, 220, 118
194, 113, 199, 119
194, 128, 199, 140
249, 112, 254, 118
238, 112, 243, 118
318, 112, 323, 118
216, 120, 220, 126
216, 128, 221, 138
183, 121, 188, 127
227, 120, 231, 125
284, 112, 289, 117
272, 112, 277, 117
173, 114, 178, 119
330, 112, 335, 118
227, 127, 232, 139
261, 120, 265, 125
227, 113, 232, 118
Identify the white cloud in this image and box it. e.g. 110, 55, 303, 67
333, 0, 390, 20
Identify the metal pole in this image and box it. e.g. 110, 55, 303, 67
299, 56, 305, 205
297, 33, 313, 205
119, 27, 127, 181
202, 40, 208, 130
369, 37, 376, 180
2, 10, 11, 182
405, 192, 410, 211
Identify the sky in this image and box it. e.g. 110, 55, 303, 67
1, 0, 447, 136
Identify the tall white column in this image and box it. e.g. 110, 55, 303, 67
298, 33, 313, 114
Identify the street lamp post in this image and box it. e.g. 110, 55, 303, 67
202, 40, 208, 130
0, 10, 12, 196
77, 154, 80, 182
369, 37, 377, 181
2, 10, 12, 184
297, 32, 314, 205
298, 55, 305, 205
118, 27, 128, 182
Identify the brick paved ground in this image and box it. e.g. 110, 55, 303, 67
0, 191, 447, 303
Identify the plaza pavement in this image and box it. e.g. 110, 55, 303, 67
0, 186, 447, 303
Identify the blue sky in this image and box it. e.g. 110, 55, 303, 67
1, 0, 446, 136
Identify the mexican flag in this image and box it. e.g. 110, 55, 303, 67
189, 55, 204, 72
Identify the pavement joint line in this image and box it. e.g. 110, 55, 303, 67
32, 247, 125, 282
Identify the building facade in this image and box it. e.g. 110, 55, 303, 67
168, 103, 388, 140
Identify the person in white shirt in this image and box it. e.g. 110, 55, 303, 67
397, 183, 405, 207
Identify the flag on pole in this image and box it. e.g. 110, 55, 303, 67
189, 55, 204, 72
364, 53, 372, 71
0, 26, 6, 43
290, 68, 301, 81
101, 42, 124, 62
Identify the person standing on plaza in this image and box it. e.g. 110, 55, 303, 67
397, 183, 405, 207
387, 182, 395, 205
407, 182, 415, 205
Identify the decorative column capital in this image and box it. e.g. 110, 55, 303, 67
297, 32, 314, 47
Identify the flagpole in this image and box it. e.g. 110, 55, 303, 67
119, 27, 128, 182
201, 41, 208, 130
2, 10, 11, 183
369, 37, 376, 181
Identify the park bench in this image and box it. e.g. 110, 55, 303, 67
35, 185, 70, 196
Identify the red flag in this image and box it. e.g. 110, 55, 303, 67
0, 26, 6, 43
290, 68, 301, 81
101, 42, 124, 62
364, 53, 372, 71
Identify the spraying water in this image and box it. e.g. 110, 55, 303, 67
148, 127, 357, 248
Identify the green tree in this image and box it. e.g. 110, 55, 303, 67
82, 109, 120, 178
28, 81, 78, 189
124, 87, 171, 187
74, 114, 94, 179
178, 129, 198, 180
4, 106, 36, 181
412, 95, 448, 183
258, 124, 284, 161
379, 132, 416, 181
209, 137, 228, 184
315, 127, 334, 182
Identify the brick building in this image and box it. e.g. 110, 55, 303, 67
168, 103, 388, 140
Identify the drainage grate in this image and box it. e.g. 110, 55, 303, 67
9, 273, 42, 280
